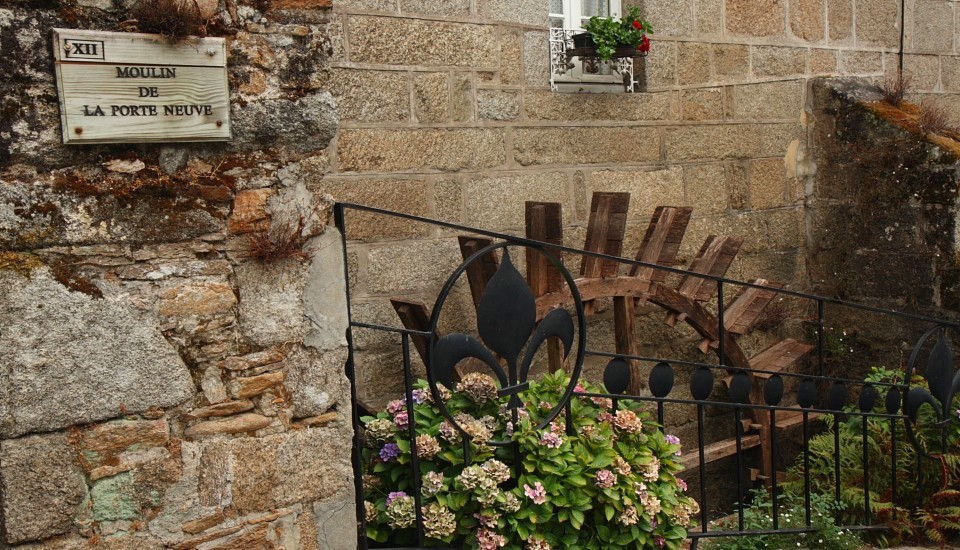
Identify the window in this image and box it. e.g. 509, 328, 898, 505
549, 0, 637, 92
550, 0, 622, 31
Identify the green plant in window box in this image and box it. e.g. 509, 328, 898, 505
578, 6, 652, 62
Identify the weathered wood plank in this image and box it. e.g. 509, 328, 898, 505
525, 202, 564, 297
53, 28, 226, 66
613, 296, 641, 394
390, 298, 434, 368
458, 236, 498, 310
580, 192, 629, 279
680, 434, 762, 472
723, 279, 784, 335
630, 206, 692, 282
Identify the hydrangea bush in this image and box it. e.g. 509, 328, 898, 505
361, 370, 699, 549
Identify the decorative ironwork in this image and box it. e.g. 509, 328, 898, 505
336, 202, 960, 549
903, 327, 957, 457
548, 27, 639, 92
427, 243, 586, 446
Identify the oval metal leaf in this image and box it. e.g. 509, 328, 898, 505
905, 387, 940, 422
432, 333, 506, 389
885, 387, 902, 415
603, 358, 631, 395
763, 375, 784, 406
926, 332, 954, 408
858, 384, 878, 413
797, 378, 817, 409
728, 372, 751, 405
827, 381, 847, 411
476, 250, 536, 366
519, 308, 575, 382
690, 367, 714, 401
649, 362, 674, 398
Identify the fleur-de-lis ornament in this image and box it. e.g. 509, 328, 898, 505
428, 244, 586, 446
903, 328, 959, 456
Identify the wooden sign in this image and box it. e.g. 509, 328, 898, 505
53, 28, 231, 144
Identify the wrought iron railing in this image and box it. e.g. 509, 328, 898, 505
335, 202, 960, 549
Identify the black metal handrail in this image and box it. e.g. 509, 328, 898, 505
336, 202, 960, 549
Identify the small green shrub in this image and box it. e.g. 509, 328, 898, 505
702, 490, 862, 550
360, 370, 698, 549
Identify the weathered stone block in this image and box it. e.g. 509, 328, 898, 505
229, 371, 285, 399
713, 43, 749, 80
478, 90, 521, 121
81, 419, 170, 469
683, 163, 729, 215
635, 0, 695, 36
1, 432, 87, 544
696, 0, 723, 34
828, 0, 853, 41
452, 73, 474, 122
286, 347, 351, 417
522, 89, 674, 121
303, 228, 350, 352
499, 28, 524, 85
642, 40, 677, 88
480, 0, 548, 26
911, 0, 954, 52
184, 413, 273, 438
523, 30, 550, 86
314, 494, 359, 550
513, 127, 661, 166
228, 428, 353, 514
753, 46, 807, 77
349, 16, 497, 67
889, 54, 940, 91
464, 172, 570, 229
400, 0, 469, 16
228, 188, 273, 235
840, 50, 882, 75
414, 72, 449, 123
790, 0, 825, 41
236, 260, 308, 346
232, 93, 337, 154
310, 178, 430, 241
326, 69, 408, 123
677, 42, 712, 85
0, 269, 194, 438
337, 128, 506, 172
333, 0, 395, 10
726, 0, 785, 36
855, 0, 899, 47
366, 238, 463, 294
810, 48, 839, 74
749, 158, 789, 209
942, 56, 960, 92
159, 282, 237, 317
665, 123, 800, 161
732, 80, 803, 120
682, 88, 725, 121
91, 472, 139, 522
587, 166, 685, 224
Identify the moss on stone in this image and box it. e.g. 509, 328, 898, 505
0, 251, 45, 275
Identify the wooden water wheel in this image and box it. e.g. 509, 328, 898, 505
390, 193, 816, 483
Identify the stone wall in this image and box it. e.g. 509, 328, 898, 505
327, 0, 960, 407
0, 1, 356, 548
2, 0, 960, 547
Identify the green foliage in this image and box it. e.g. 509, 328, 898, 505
581, 6, 652, 61
360, 371, 698, 549
703, 490, 862, 550
780, 366, 960, 546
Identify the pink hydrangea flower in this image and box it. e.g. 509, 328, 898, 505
524, 481, 547, 504
595, 469, 617, 489
393, 410, 409, 430
540, 432, 563, 449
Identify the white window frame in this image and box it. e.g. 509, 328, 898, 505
550, 0, 622, 32
550, 0, 636, 92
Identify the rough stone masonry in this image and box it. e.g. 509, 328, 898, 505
0, 0, 354, 548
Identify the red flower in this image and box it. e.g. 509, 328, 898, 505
638, 35, 651, 53
632, 20, 642, 29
